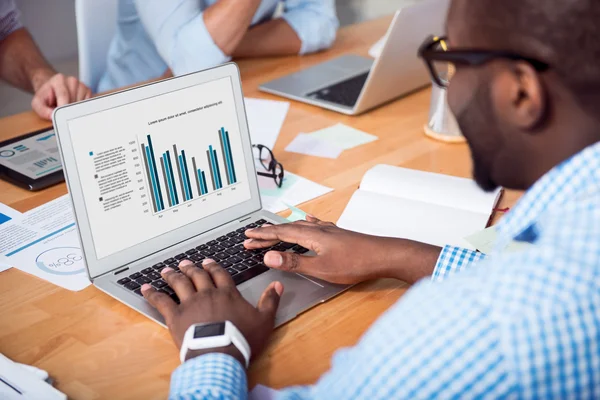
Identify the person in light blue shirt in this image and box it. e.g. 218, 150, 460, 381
139, 0, 600, 398
97, 0, 338, 93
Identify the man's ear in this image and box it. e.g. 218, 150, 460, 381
492, 61, 548, 132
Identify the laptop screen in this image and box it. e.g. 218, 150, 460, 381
67, 76, 252, 260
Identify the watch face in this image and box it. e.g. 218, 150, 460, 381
194, 323, 225, 338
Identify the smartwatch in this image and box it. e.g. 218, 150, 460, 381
179, 321, 251, 367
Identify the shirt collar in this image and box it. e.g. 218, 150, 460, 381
494, 141, 600, 250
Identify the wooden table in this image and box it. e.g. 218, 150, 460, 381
0, 16, 520, 399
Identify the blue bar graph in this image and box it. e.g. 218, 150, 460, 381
146, 135, 165, 211
141, 126, 238, 214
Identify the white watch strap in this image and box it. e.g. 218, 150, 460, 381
179, 321, 251, 367
225, 321, 251, 368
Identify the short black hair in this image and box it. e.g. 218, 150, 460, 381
465, 0, 600, 112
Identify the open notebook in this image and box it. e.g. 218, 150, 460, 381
337, 165, 503, 249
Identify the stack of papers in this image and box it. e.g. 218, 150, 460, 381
0, 202, 21, 272
257, 167, 332, 214
0, 196, 91, 291
285, 123, 378, 159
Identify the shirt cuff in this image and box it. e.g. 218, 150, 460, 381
282, 11, 338, 55
431, 245, 486, 282
168, 14, 232, 76
0, 4, 23, 42
169, 353, 247, 400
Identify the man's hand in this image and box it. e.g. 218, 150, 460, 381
141, 259, 283, 365
31, 73, 91, 120
245, 216, 443, 285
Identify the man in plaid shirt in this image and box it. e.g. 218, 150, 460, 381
138, 0, 600, 398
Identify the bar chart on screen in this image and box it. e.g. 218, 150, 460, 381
139, 127, 240, 215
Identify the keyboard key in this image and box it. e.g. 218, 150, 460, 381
226, 268, 238, 276
152, 262, 165, 270
220, 240, 235, 248
163, 287, 175, 295
147, 271, 161, 281
245, 223, 257, 229
226, 247, 241, 255
191, 254, 203, 262
175, 253, 187, 260
236, 227, 246, 233
151, 280, 168, 288
129, 272, 142, 280
136, 276, 152, 285
233, 264, 269, 286
210, 245, 225, 252
233, 263, 248, 272
194, 262, 204, 269
245, 259, 258, 267
201, 249, 216, 256
252, 255, 263, 263
281, 242, 295, 250
256, 219, 267, 225
227, 232, 237, 238
228, 256, 242, 263
124, 281, 141, 291
134, 288, 143, 296
215, 252, 230, 260
221, 261, 233, 268
217, 236, 229, 242
207, 240, 218, 246
141, 267, 154, 275
273, 244, 287, 252
240, 252, 253, 259
186, 248, 198, 255
164, 258, 176, 264
168, 263, 179, 269
292, 245, 310, 254
196, 244, 208, 251
232, 235, 246, 244
117, 277, 131, 285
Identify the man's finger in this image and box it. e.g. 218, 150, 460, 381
141, 284, 177, 322
161, 267, 196, 301
179, 260, 214, 291
263, 250, 318, 274
76, 83, 89, 102
202, 259, 235, 288
245, 224, 315, 249
31, 91, 53, 120
66, 76, 79, 97
51, 74, 70, 106
257, 281, 283, 322
243, 238, 279, 249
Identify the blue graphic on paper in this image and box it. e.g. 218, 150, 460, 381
36, 247, 85, 275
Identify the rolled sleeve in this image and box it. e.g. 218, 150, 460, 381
282, 0, 339, 54
169, 353, 247, 400
431, 245, 486, 282
134, 0, 231, 76
0, 0, 22, 42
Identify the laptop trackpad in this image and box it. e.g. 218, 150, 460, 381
240, 269, 322, 316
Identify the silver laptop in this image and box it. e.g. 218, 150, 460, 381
52, 63, 347, 327
260, 0, 449, 115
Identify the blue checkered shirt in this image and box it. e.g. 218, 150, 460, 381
170, 142, 600, 399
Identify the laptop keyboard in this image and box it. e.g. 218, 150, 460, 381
116, 220, 310, 304
307, 72, 369, 107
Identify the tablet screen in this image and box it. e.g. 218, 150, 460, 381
0, 129, 62, 180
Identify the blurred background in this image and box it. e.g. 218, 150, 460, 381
0, 0, 413, 118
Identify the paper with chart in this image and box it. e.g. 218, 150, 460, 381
245, 97, 290, 149
0, 195, 90, 291
465, 226, 533, 255
0, 202, 22, 272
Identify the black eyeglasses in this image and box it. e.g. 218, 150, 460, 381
418, 35, 550, 88
253, 144, 284, 188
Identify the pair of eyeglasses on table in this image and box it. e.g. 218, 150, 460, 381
253, 144, 284, 188
418, 35, 551, 88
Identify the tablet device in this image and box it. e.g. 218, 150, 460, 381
0, 128, 64, 191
